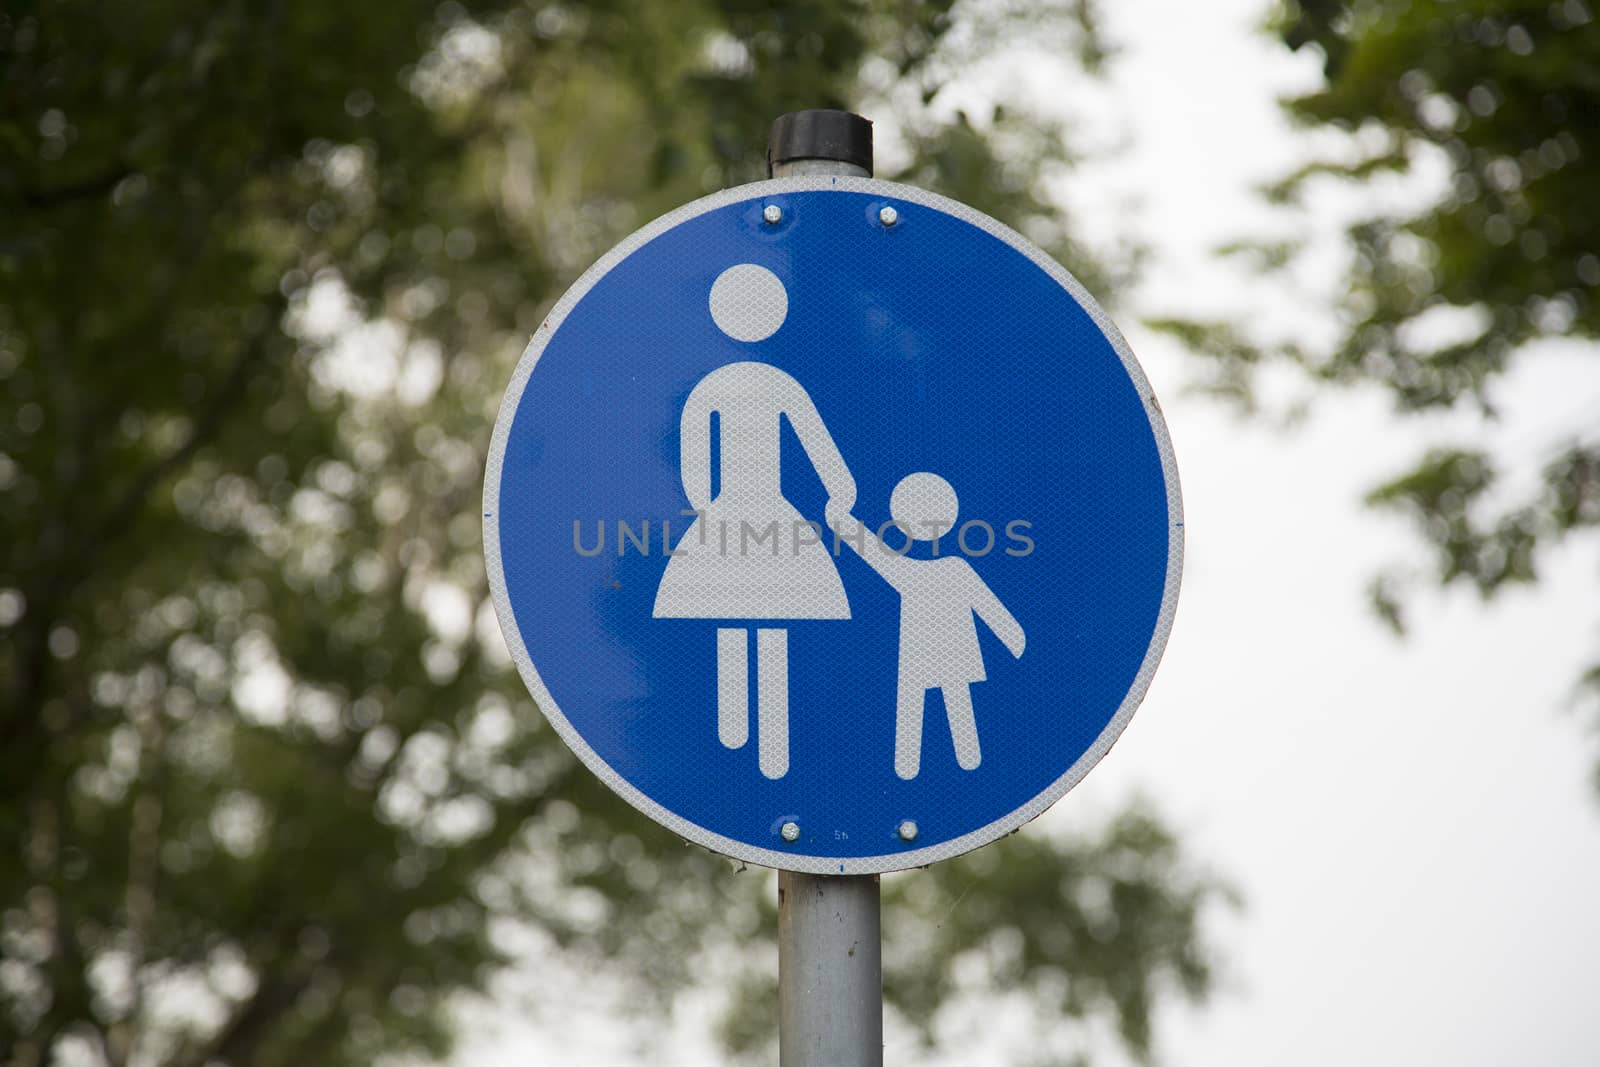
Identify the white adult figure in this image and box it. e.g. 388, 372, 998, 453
653, 263, 855, 779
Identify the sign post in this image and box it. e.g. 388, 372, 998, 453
484, 108, 1182, 1066
778, 868, 882, 1066
766, 112, 883, 1067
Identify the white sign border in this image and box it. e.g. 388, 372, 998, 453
483, 175, 1184, 875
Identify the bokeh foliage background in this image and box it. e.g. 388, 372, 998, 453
1, 3, 1226, 1066
1169, 0, 1600, 779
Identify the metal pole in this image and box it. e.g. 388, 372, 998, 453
778, 871, 882, 1066
767, 110, 882, 1067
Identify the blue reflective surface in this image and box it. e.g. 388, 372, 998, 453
495, 187, 1172, 861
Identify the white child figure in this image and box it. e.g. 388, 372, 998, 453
827, 473, 1025, 780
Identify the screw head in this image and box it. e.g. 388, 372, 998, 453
898, 820, 918, 842
780, 821, 800, 842
878, 205, 899, 227
763, 204, 783, 225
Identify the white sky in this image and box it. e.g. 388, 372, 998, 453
465, 1, 1600, 1063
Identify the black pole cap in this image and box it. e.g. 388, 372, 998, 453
767, 109, 873, 176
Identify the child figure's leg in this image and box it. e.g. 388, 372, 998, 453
895, 673, 926, 780
942, 684, 981, 770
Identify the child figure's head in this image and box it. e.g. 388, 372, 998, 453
890, 472, 959, 541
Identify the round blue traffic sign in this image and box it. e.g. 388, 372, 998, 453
485, 176, 1182, 874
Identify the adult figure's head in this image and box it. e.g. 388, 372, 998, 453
709, 262, 787, 342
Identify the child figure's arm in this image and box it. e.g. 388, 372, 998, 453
825, 502, 911, 590
969, 570, 1025, 659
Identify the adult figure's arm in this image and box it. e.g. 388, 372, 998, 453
679, 379, 714, 510
782, 376, 855, 511
826, 503, 914, 590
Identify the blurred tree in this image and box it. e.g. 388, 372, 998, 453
0, 2, 1224, 1065
1160, 0, 1600, 787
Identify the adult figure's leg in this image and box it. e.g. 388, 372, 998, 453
757, 628, 789, 778
943, 684, 981, 770
717, 628, 748, 748
895, 675, 925, 780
